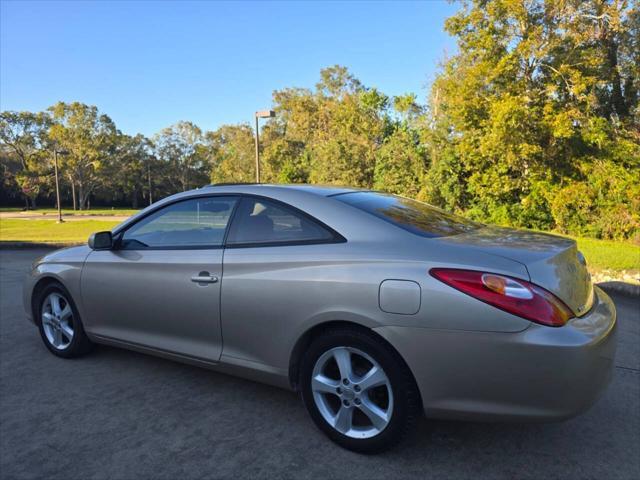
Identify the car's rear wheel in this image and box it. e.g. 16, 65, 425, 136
300, 327, 420, 453
37, 283, 93, 358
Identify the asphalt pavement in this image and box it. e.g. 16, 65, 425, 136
1, 249, 638, 480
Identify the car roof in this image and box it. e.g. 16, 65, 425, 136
203, 183, 360, 197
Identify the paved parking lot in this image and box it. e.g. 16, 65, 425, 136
1, 248, 638, 480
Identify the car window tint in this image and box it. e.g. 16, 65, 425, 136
227, 197, 334, 245
121, 197, 236, 248
334, 191, 480, 238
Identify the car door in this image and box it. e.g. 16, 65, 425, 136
220, 196, 347, 370
81, 195, 238, 362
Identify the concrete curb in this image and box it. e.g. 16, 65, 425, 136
597, 281, 640, 298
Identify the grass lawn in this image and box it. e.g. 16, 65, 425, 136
574, 237, 639, 273
0, 207, 139, 216
0, 219, 121, 244
1, 218, 638, 279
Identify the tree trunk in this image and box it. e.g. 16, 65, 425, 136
147, 164, 153, 205
78, 188, 93, 211
132, 188, 139, 209
72, 183, 77, 210
69, 176, 77, 211
607, 41, 626, 116
78, 182, 86, 210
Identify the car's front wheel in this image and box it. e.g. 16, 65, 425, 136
300, 327, 420, 453
37, 283, 93, 358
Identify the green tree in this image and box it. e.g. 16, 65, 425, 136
104, 134, 155, 208
48, 102, 119, 210
206, 124, 256, 184
373, 127, 426, 197
261, 130, 309, 183
268, 66, 390, 187
310, 70, 388, 186
373, 94, 428, 197
154, 121, 209, 192
0, 111, 52, 208
426, 0, 639, 237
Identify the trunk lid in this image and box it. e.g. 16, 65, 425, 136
437, 226, 594, 316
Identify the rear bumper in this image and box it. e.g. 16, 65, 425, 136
374, 286, 617, 421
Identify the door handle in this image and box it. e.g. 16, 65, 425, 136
191, 272, 219, 284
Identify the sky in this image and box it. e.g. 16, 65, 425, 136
1, 0, 457, 137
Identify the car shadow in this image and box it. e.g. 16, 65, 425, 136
86, 341, 633, 473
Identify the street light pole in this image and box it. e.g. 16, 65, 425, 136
53, 149, 69, 224
254, 110, 275, 183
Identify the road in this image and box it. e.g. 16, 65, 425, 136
1, 249, 638, 480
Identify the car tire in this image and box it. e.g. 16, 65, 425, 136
300, 326, 420, 453
36, 282, 93, 358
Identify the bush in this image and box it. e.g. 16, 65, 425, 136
550, 183, 598, 237
550, 161, 640, 241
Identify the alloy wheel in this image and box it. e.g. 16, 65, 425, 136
311, 346, 393, 439
41, 292, 74, 350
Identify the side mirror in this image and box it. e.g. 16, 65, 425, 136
88, 231, 113, 250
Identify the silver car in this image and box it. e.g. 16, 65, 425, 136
23, 184, 617, 452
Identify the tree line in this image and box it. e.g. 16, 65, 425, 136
1, 0, 638, 240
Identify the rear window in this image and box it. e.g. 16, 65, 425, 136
334, 191, 480, 238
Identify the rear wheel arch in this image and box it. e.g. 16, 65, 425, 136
288, 320, 420, 402
296, 322, 423, 452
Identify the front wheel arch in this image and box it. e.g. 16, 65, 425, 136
34, 280, 93, 358
30, 276, 62, 322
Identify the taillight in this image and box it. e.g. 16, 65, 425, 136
430, 268, 574, 327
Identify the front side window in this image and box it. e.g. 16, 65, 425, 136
226, 197, 336, 246
121, 196, 237, 249
334, 191, 480, 238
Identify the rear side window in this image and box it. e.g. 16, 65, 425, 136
334, 191, 479, 238
226, 197, 336, 246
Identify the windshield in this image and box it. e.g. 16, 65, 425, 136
334, 191, 480, 238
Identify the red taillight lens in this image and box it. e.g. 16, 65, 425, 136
430, 268, 574, 327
